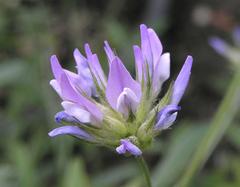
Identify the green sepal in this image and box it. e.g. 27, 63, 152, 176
137, 109, 157, 147
155, 81, 174, 112
102, 116, 127, 138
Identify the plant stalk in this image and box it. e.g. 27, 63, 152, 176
136, 156, 152, 187
177, 68, 240, 187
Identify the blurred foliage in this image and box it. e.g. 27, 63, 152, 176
0, 0, 239, 187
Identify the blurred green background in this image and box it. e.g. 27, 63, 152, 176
0, 0, 240, 187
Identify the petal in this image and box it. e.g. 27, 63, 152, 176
91, 54, 106, 87
116, 88, 140, 118
104, 41, 115, 63
73, 78, 93, 97
54, 111, 78, 124
140, 24, 153, 73
60, 73, 103, 122
120, 139, 142, 156
116, 144, 126, 154
84, 44, 106, 87
59, 73, 80, 102
147, 28, 163, 67
155, 105, 181, 130
73, 48, 88, 70
116, 92, 129, 118
157, 112, 178, 130
50, 55, 64, 82
50, 55, 92, 97
209, 37, 229, 55
48, 126, 94, 141
171, 56, 193, 105
49, 79, 62, 97
73, 48, 93, 81
64, 69, 92, 97
106, 58, 141, 109
61, 101, 91, 123
152, 53, 170, 96
133, 45, 146, 82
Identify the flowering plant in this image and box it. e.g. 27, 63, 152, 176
48, 24, 192, 157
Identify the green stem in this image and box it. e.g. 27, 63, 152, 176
136, 156, 152, 187
177, 68, 240, 187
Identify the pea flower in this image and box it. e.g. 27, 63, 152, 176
209, 26, 240, 66
48, 24, 193, 156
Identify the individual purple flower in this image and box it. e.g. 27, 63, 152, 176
133, 24, 170, 97
155, 105, 181, 130
209, 28, 240, 66
154, 56, 192, 131
48, 24, 192, 156
116, 139, 142, 156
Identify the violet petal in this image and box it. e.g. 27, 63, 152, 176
104, 41, 115, 63
140, 24, 153, 74
116, 144, 126, 154
209, 37, 229, 55
84, 44, 106, 87
73, 48, 93, 83
117, 139, 142, 156
147, 28, 163, 68
155, 104, 181, 130
65, 69, 93, 97
116, 88, 140, 118
59, 73, 80, 102
48, 126, 94, 141
152, 53, 170, 95
61, 101, 91, 124
49, 79, 62, 97
171, 56, 193, 105
50, 55, 63, 82
106, 57, 141, 110
54, 111, 78, 124
133, 45, 145, 82
60, 73, 103, 123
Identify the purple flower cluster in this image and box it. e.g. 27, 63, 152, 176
48, 24, 193, 156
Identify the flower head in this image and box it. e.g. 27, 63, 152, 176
48, 24, 193, 156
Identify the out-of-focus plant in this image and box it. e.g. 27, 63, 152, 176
177, 27, 240, 187
209, 26, 240, 67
